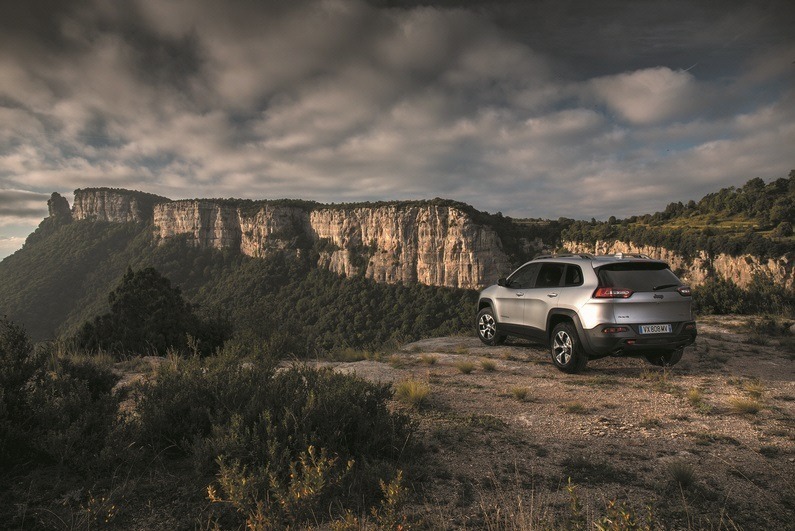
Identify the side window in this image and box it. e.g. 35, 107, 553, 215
564, 265, 583, 286
534, 263, 564, 288
507, 263, 539, 289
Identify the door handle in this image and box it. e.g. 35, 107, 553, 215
547, 293, 558, 298
516, 292, 524, 297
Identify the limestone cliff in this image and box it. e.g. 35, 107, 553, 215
60, 188, 793, 291
72, 188, 169, 223
151, 198, 509, 289
308, 206, 507, 288
564, 240, 793, 289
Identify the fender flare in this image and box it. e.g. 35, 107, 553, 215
546, 309, 596, 354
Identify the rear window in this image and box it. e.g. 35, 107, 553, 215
596, 262, 681, 292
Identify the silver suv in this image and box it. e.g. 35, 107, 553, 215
476, 253, 697, 373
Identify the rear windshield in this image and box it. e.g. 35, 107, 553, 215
596, 262, 682, 292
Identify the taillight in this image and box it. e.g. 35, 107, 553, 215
593, 287, 634, 299
602, 326, 628, 334
677, 286, 692, 297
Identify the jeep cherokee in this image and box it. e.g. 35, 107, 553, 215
476, 253, 697, 373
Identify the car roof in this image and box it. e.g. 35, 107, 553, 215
529, 253, 669, 267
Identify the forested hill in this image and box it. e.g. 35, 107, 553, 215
561, 172, 794, 260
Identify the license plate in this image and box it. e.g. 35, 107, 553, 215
639, 324, 672, 334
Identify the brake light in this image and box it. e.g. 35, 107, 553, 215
593, 287, 634, 299
677, 286, 692, 297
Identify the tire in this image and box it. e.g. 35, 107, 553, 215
643, 348, 683, 367
550, 322, 588, 373
477, 307, 506, 346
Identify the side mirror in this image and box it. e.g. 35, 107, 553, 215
497, 277, 507, 287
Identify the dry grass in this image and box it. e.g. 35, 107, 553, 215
480, 359, 497, 372
742, 380, 765, 399
455, 361, 476, 374
510, 387, 531, 402
687, 388, 713, 414
562, 401, 588, 414
419, 354, 438, 365
728, 396, 763, 415
394, 379, 430, 408
667, 460, 696, 488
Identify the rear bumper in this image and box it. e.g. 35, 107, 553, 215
583, 321, 697, 357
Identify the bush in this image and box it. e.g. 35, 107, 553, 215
0, 317, 39, 466
693, 274, 794, 317
0, 319, 119, 470
25, 355, 120, 468
127, 353, 414, 528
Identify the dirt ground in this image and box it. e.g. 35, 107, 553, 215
311, 315, 795, 529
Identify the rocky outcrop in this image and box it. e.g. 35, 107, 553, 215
151, 199, 509, 289
47, 193, 72, 221
72, 188, 169, 223
308, 206, 507, 287
153, 201, 242, 250
564, 240, 793, 289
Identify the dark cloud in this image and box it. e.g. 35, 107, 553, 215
0, 190, 49, 219
0, 0, 793, 256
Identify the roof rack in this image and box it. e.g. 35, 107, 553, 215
611, 253, 652, 260
534, 253, 594, 260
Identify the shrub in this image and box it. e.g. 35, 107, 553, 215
0, 319, 119, 470
25, 356, 120, 468
127, 355, 414, 528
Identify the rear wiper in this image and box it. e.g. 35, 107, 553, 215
653, 283, 679, 291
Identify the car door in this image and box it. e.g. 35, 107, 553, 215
523, 262, 565, 331
495, 263, 539, 325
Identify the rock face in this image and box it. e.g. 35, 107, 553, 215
308, 206, 507, 288
151, 199, 509, 289
564, 240, 794, 290
72, 188, 169, 223
59, 188, 793, 291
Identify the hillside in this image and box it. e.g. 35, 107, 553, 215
561, 172, 795, 260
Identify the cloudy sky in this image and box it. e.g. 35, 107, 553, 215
1, 0, 794, 258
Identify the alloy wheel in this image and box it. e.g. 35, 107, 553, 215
553, 330, 572, 365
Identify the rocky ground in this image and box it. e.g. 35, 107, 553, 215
309, 315, 795, 529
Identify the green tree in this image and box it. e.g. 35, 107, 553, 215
75, 267, 230, 356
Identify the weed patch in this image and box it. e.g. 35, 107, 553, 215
395, 379, 431, 409
455, 361, 476, 374
728, 396, 763, 415
480, 359, 497, 372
